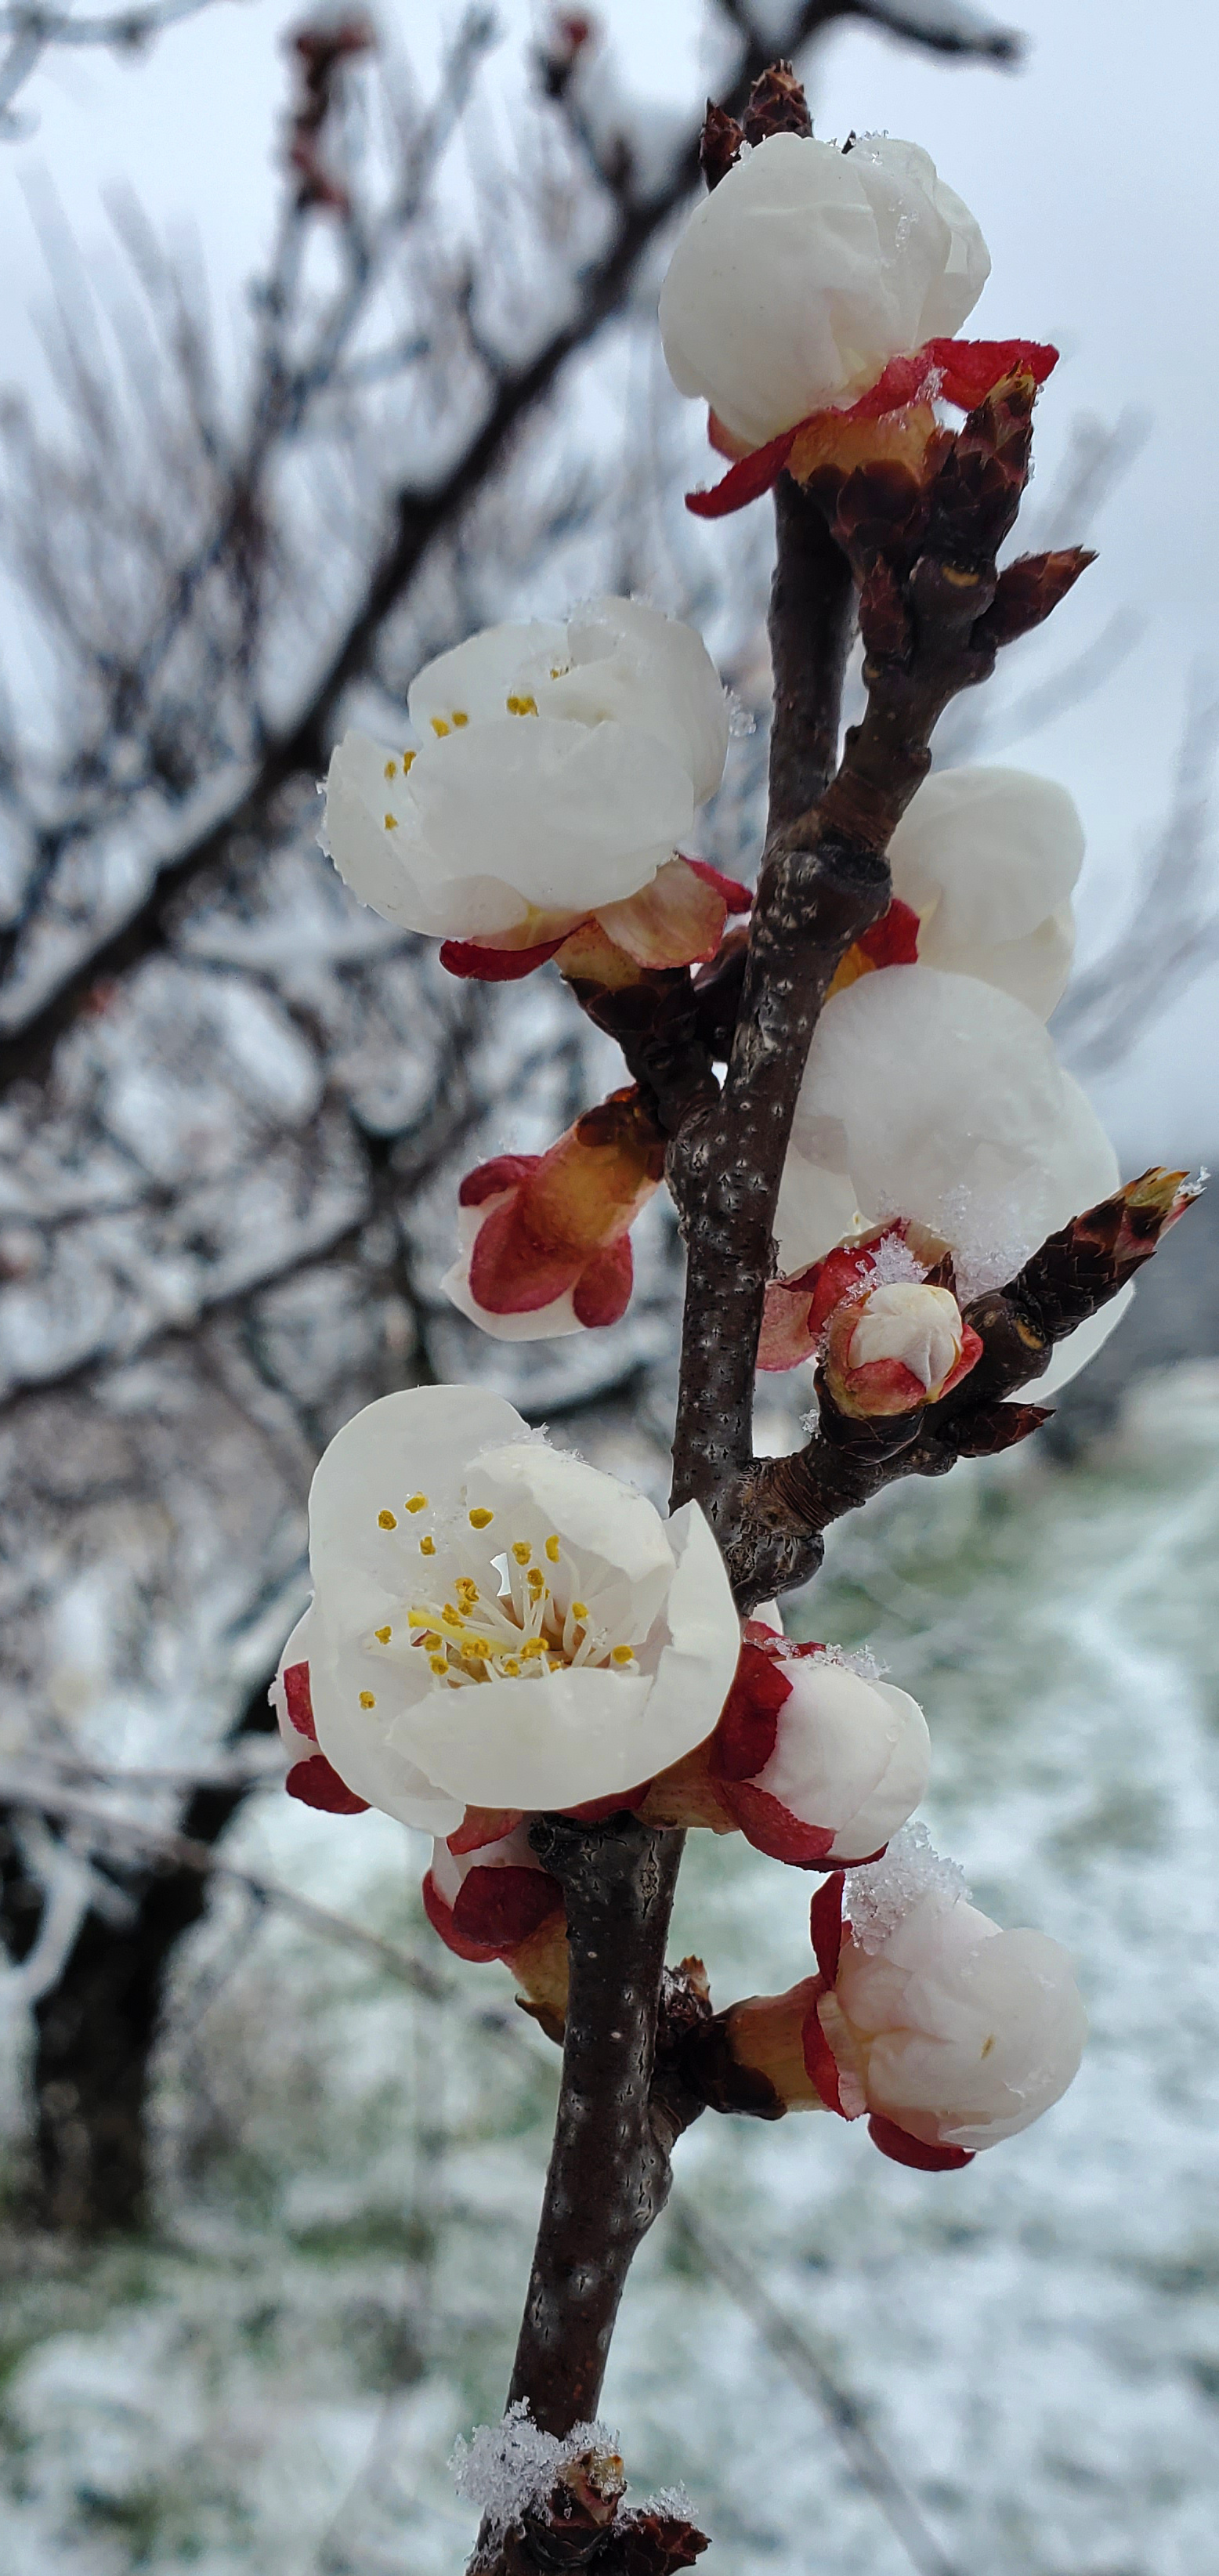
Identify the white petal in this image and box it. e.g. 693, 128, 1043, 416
773, 1144, 862, 1275
641, 1499, 742, 1761
407, 620, 569, 731
890, 767, 1083, 1020
527, 598, 729, 807
324, 729, 529, 939
308, 1385, 530, 1631
400, 717, 689, 911
828, 1683, 931, 1862
306, 1605, 464, 1833
465, 1441, 677, 1630
442, 1254, 585, 1341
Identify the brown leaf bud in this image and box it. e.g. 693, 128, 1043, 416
973, 547, 1096, 649
699, 100, 744, 190
742, 60, 812, 147
617, 2513, 711, 2573
946, 1401, 1053, 1457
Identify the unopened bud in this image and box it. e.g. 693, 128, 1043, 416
824, 1279, 981, 1417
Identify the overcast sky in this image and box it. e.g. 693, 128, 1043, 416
1, 0, 1214, 1156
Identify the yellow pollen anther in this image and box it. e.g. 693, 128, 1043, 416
374, 1626, 392, 1644
610, 1645, 635, 1666
360, 1690, 377, 1707
401, 749, 415, 772
526, 1568, 545, 1594
549, 666, 566, 679
422, 1631, 441, 1650
451, 709, 469, 726
468, 1507, 494, 1529
429, 1655, 448, 1675
419, 1535, 436, 1556
511, 1541, 532, 1565
456, 1579, 479, 1604
468, 1638, 493, 1659
405, 1493, 428, 1514
520, 1637, 547, 1659
431, 716, 450, 736
544, 1536, 561, 1564
384, 758, 397, 780
503, 1659, 521, 1676
505, 693, 538, 716
571, 1601, 588, 1622
383, 812, 398, 831
378, 1509, 397, 1529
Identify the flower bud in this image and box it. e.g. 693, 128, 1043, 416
805, 1829, 1087, 2165
443, 1089, 665, 1340
823, 1279, 982, 1416
710, 1636, 931, 1867
422, 1822, 564, 1964
659, 131, 989, 453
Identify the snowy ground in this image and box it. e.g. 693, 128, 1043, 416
4, 1363, 1219, 2575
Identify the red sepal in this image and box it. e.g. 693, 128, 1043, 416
801, 1995, 848, 2118
283, 1660, 317, 1742
458, 1155, 538, 1208
868, 2112, 975, 2173
712, 1643, 792, 1779
856, 897, 920, 969
572, 1235, 634, 1328
447, 1805, 525, 1855
684, 856, 752, 913
809, 1869, 845, 1983
439, 931, 574, 982
686, 339, 1059, 518
421, 1866, 501, 1963
718, 1776, 836, 1868
285, 1753, 370, 1814
452, 1863, 562, 1952
562, 1781, 654, 1822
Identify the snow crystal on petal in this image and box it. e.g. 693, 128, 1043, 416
845, 1819, 970, 1952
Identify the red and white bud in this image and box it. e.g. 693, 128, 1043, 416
708, 1634, 930, 1868
442, 1091, 665, 1341
269, 1607, 372, 1816
323, 599, 736, 979
760, 1218, 954, 1377
823, 1279, 982, 1416
422, 1820, 564, 1963
805, 1829, 1087, 2168
659, 132, 989, 453
888, 767, 1083, 1021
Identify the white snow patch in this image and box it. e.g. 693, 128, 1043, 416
450, 2400, 618, 2537
845, 1820, 970, 1953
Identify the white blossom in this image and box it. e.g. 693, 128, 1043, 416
889, 766, 1083, 1018
822, 1850, 1087, 2151
300, 1385, 740, 1816
754, 1659, 931, 1864
783, 964, 1120, 1306
323, 598, 728, 947
658, 131, 989, 450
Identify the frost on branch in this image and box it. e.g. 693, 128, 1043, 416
452, 2399, 618, 2538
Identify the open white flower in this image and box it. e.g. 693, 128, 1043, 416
783, 964, 1120, 1309
323, 598, 729, 957
658, 131, 989, 451
888, 766, 1084, 1018
302, 1384, 740, 1816
819, 1836, 1087, 2154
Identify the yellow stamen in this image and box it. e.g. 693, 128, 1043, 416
378, 1509, 397, 1529
571, 1601, 588, 1622
374, 1626, 392, 1644
402, 749, 415, 772
505, 693, 538, 716
544, 1536, 561, 1564
384, 758, 397, 780
383, 812, 398, 830
468, 1507, 494, 1529
526, 1568, 545, 1596
405, 1493, 428, 1514
429, 1655, 448, 1675
451, 709, 469, 726
468, 1638, 493, 1659
359, 1690, 377, 1707
511, 1541, 532, 1565
549, 666, 566, 679
503, 1659, 521, 1677
456, 1579, 479, 1605
431, 717, 450, 737
420, 1535, 436, 1556
422, 1631, 441, 1650
610, 1645, 635, 1666
521, 1638, 547, 1659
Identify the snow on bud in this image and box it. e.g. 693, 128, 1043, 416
443, 1089, 665, 1342
785, 965, 1120, 1310
823, 1279, 981, 1416
301, 1384, 740, 1817
710, 1634, 930, 1867
659, 131, 989, 452
322, 598, 735, 975
888, 767, 1083, 1020
422, 1820, 563, 1963
805, 1827, 1087, 2165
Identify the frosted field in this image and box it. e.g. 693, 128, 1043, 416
3, 1363, 1219, 2576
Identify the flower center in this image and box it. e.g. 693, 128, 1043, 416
365, 1494, 640, 1691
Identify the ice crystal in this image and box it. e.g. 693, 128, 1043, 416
865, 1232, 927, 1290
451, 2401, 619, 2536
845, 1820, 970, 1953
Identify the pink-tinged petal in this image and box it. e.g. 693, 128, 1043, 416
758, 1275, 822, 1372
447, 1805, 526, 1855
802, 1993, 848, 2118
438, 931, 574, 982
285, 1754, 371, 1814
458, 1155, 539, 1208
283, 1661, 317, 1743
809, 1869, 845, 1984
868, 2111, 975, 2173
718, 1776, 837, 1867
451, 1863, 564, 1952
596, 856, 726, 969
684, 856, 751, 914
421, 1866, 502, 1963
712, 1643, 791, 1779
572, 1236, 634, 1328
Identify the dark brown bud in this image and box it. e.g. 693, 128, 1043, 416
617, 2513, 711, 2573
859, 557, 912, 667
973, 546, 1096, 649
742, 60, 812, 147
946, 1401, 1053, 1457
928, 370, 1038, 567
699, 99, 744, 189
